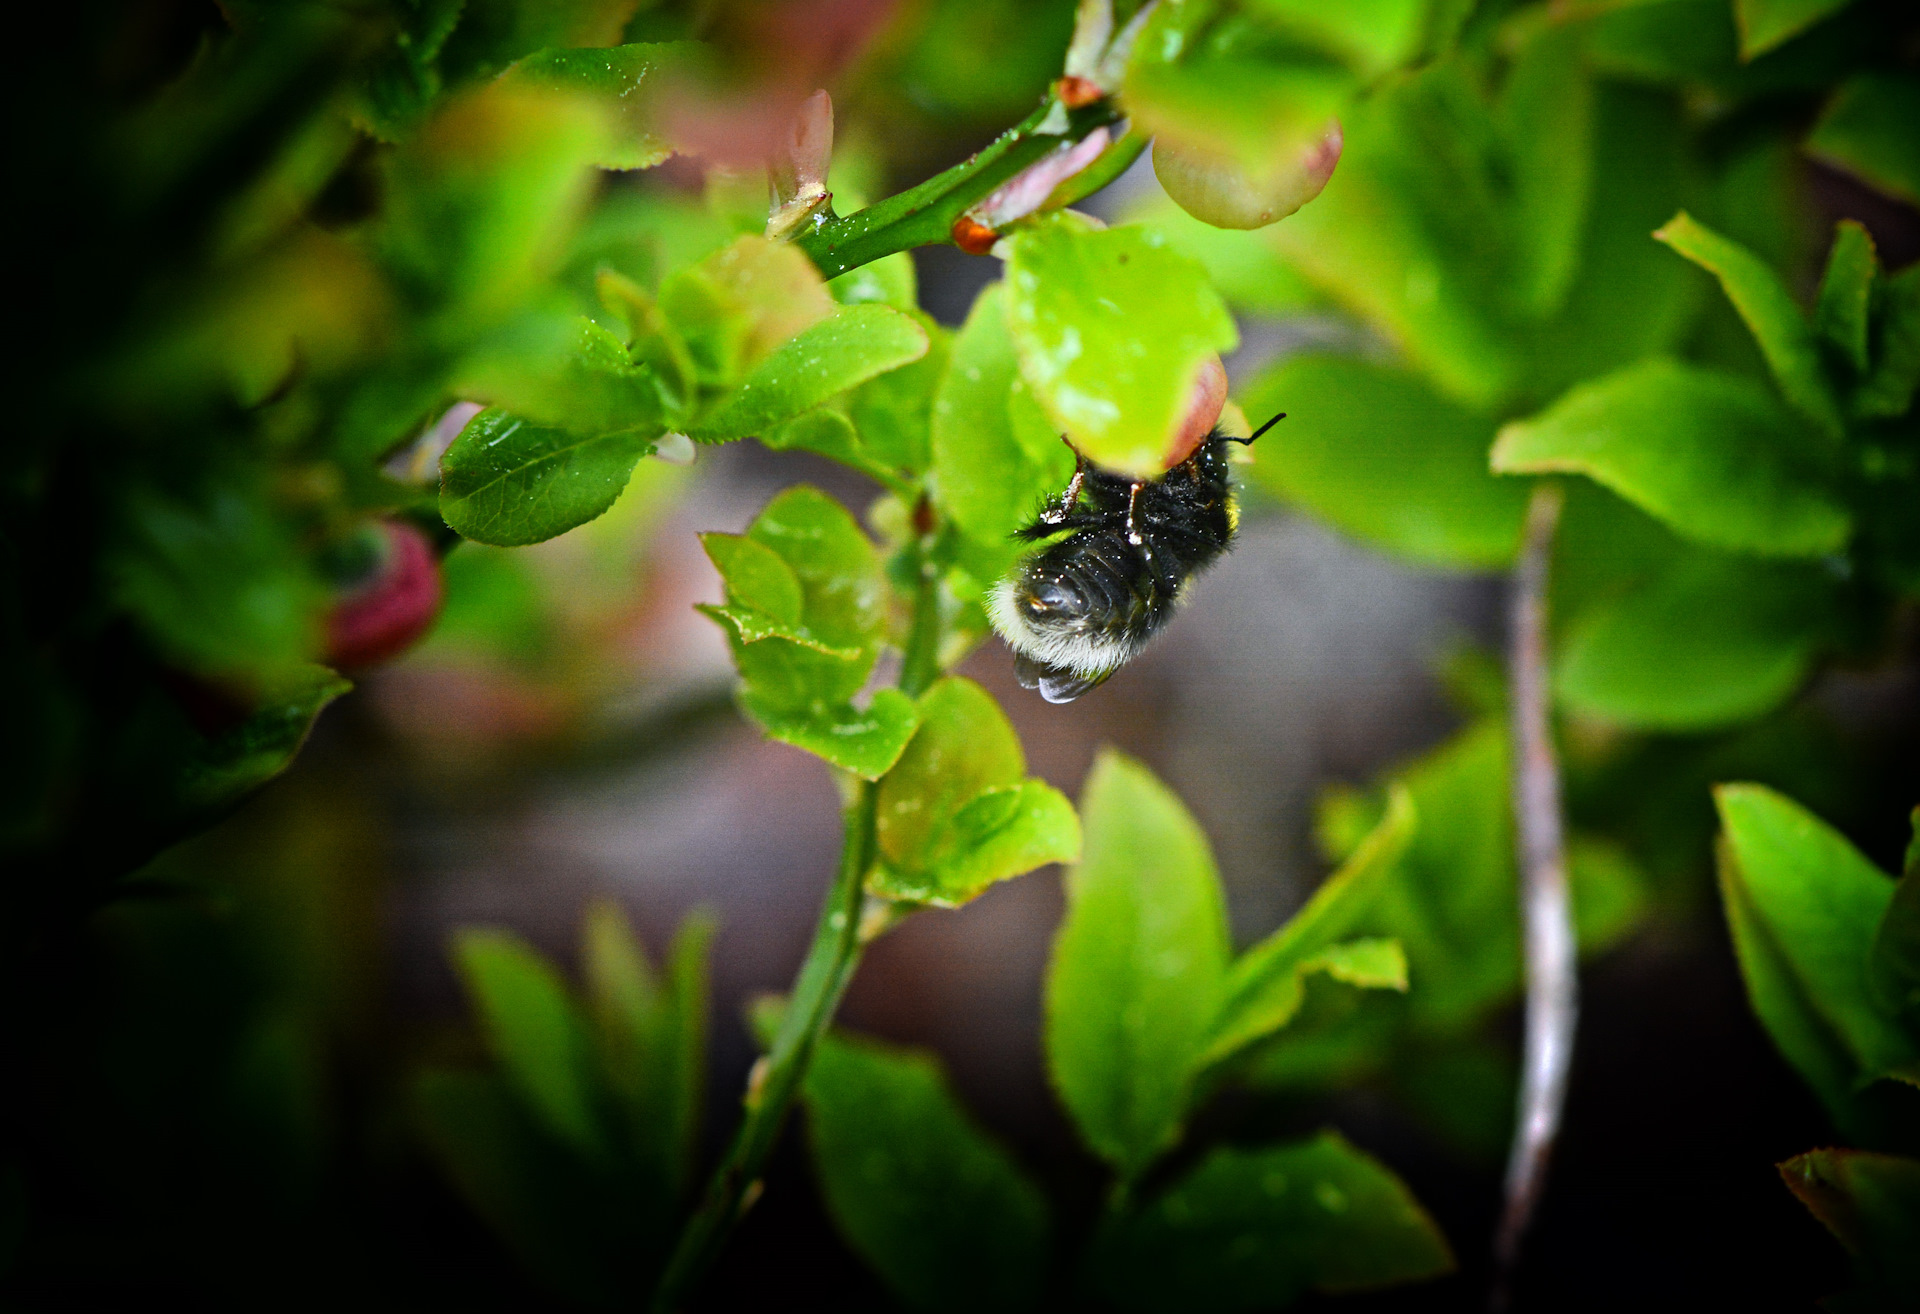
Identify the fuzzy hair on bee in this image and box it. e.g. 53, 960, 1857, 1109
987, 414, 1283, 703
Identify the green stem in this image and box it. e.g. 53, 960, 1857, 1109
649, 555, 948, 1312
796, 97, 1122, 279
898, 534, 943, 700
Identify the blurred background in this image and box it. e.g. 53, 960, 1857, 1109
9, 1, 1920, 1310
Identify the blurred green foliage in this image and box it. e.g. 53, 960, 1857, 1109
1718, 790, 1920, 1309
416, 904, 712, 1303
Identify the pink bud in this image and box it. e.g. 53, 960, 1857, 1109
326, 520, 444, 670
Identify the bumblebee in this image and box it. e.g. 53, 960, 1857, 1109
987, 414, 1283, 703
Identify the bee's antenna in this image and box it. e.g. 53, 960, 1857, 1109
1222, 412, 1285, 445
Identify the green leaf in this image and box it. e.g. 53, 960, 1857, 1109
113, 483, 325, 678
1568, 837, 1656, 953
829, 251, 918, 311
1361, 721, 1649, 1036
1266, 64, 1521, 409
1550, 480, 1690, 627
357, 0, 465, 139
1361, 723, 1517, 1035
1124, 20, 1356, 186
1240, 842, 1644, 1101
1244, 765, 1646, 1095
440, 408, 657, 547
451, 929, 605, 1157
871, 678, 1080, 907
737, 690, 921, 780
1654, 212, 1844, 439
376, 84, 605, 321
1242, 0, 1431, 77
1716, 785, 1916, 1133
745, 486, 889, 651
910, 782, 1083, 907
691, 305, 930, 442
1554, 551, 1837, 731
1720, 862, 1866, 1132
581, 902, 713, 1196
1780, 1149, 1920, 1299
1856, 263, 1920, 420
171, 664, 353, 822
874, 677, 1016, 857
1089, 1133, 1454, 1312
1499, 21, 1595, 319
802, 1030, 1051, 1313
1815, 220, 1877, 377
1234, 970, 1403, 1094
500, 43, 700, 171
930, 284, 1076, 549
698, 533, 805, 630
582, 897, 661, 1068
1239, 354, 1527, 569
761, 409, 907, 494
1735, 0, 1857, 59
658, 235, 836, 391
1203, 786, 1417, 1067
1806, 73, 1920, 209
1003, 215, 1238, 477
438, 0, 640, 81
1522, 83, 1703, 400
454, 313, 666, 437
1205, 938, 1408, 1071
1123, 194, 1326, 317
846, 313, 949, 478
1491, 359, 1851, 558
1871, 863, 1920, 1029
1584, 0, 1846, 91
659, 911, 714, 1195
702, 488, 921, 779
1045, 751, 1230, 1179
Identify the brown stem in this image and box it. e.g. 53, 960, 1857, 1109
1491, 482, 1574, 1312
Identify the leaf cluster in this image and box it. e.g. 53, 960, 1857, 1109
781, 753, 1454, 1312
416, 903, 713, 1305
1133, 1, 1919, 736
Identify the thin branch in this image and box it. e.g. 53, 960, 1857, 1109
1492, 482, 1574, 1313
794, 97, 1121, 279
898, 516, 944, 701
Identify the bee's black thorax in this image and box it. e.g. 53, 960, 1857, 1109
995, 431, 1239, 701
1014, 433, 1236, 626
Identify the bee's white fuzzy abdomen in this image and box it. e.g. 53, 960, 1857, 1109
986, 575, 1146, 679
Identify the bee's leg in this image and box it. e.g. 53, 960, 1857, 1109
1042, 445, 1087, 525
1125, 480, 1145, 546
